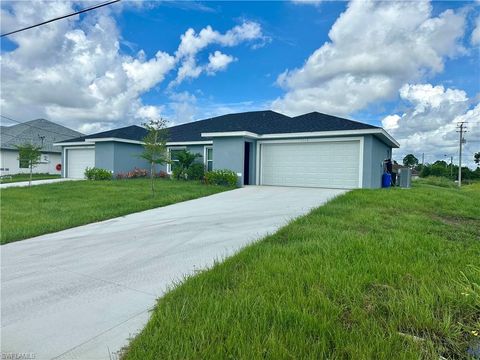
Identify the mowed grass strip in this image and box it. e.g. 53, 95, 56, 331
1, 179, 232, 244
123, 182, 480, 360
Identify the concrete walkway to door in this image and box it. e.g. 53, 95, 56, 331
1, 186, 346, 360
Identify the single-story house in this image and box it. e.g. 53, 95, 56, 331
54, 110, 399, 189
0, 119, 83, 175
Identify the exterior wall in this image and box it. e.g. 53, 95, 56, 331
113, 142, 150, 174
0, 149, 62, 175
362, 135, 392, 188
95, 142, 115, 173
212, 137, 246, 186
246, 140, 256, 185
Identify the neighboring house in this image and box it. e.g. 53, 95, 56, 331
0, 119, 83, 175
55, 110, 400, 189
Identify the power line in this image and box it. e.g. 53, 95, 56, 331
1, 114, 82, 139
1, 0, 121, 38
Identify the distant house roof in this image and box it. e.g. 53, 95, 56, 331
59, 110, 382, 144
0, 119, 83, 153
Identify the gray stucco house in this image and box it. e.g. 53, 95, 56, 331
54, 110, 399, 189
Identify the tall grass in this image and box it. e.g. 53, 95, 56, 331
123, 183, 480, 359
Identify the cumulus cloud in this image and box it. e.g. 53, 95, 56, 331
272, 0, 467, 116
0, 2, 264, 132
383, 84, 479, 168
472, 15, 480, 45
206, 51, 236, 73
170, 21, 262, 86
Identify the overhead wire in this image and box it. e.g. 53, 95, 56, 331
1, 0, 121, 37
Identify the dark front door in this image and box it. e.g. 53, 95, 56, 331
244, 142, 250, 185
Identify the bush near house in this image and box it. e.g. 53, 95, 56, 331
84, 167, 112, 180
186, 163, 205, 181
116, 168, 149, 179
204, 169, 238, 186
156, 170, 169, 179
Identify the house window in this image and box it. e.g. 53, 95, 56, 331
167, 148, 184, 173
19, 158, 29, 168
205, 147, 213, 171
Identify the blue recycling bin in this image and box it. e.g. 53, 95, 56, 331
382, 173, 391, 188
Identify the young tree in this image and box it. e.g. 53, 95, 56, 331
140, 118, 168, 197
474, 152, 480, 166
172, 150, 202, 180
403, 154, 419, 168
15, 144, 42, 186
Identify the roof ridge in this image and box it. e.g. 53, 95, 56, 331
295, 111, 379, 128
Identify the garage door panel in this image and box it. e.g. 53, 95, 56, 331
260, 141, 360, 189
67, 148, 95, 179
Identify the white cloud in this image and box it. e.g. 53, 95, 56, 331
0, 2, 264, 132
272, 0, 467, 117
383, 83, 479, 168
206, 51, 236, 73
166, 91, 198, 124
381, 115, 401, 131
472, 15, 480, 45
171, 21, 263, 86
290, 0, 322, 6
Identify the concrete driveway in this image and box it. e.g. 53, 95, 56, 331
1, 186, 346, 360
0, 178, 79, 189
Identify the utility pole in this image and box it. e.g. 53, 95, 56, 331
421, 153, 424, 170
456, 122, 467, 187
450, 156, 453, 179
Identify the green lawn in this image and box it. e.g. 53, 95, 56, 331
0, 173, 61, 184
122, 182, 480, 360
1, 179, 232, 244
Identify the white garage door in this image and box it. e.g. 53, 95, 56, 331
260, 140, 361, 189
67, 148, 95, 178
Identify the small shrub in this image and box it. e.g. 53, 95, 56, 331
204, 169, 237, 187
115, 168, 148, 180
129, 167, 148, 178
156, 170, 169, 179
84, 167, 112, 181
187, 163, 205, 181
172, 166, 185, 180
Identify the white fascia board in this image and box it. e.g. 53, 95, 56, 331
53, 141, 95, 147
201, 131, 260, 139
166, 141, 213, 145
378, 129, 400, 148
202, 129, 400, 148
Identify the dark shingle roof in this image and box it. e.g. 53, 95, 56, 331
1, 119, 83, 153
64, 125, 148, 143
58, 110, 379, 144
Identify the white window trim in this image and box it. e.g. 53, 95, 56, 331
204, 146, 213, 172
167, 146, 186, 174
255, 137, 364, 188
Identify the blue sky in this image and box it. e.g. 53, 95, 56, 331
1, 1, 479, 166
